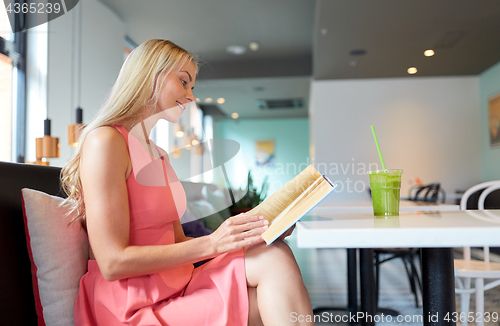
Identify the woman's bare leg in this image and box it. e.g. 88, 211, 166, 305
245, 240, 314, 326
248, 286, 264, 326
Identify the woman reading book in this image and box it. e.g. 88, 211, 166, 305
61, 39, 314, 326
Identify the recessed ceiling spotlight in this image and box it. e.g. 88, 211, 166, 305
217, 97, 225, 104
407, 67, 418, 74
321, 28, 327, 35
249, 42, 259, 51
349, 60, 357, 67
349, 49, 367, 56
226, 45, 246, 55
424, 49, 435, 57
205, 97, 213, 103
231, 112, 239, 119
195, 98, 200, 102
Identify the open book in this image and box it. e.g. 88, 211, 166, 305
246, 165, 336, 245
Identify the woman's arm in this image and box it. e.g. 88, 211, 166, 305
81, 127, 268, 282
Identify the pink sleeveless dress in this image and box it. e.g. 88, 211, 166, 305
74, 124, 249, 326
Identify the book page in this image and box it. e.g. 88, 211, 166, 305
261, 179, 334, 243
270, 176, 322, 226
246, 165, 322, 223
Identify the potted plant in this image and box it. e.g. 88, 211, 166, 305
229, 171, 268, 215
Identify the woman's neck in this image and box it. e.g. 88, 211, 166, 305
126, 113, 159, 139
126, 115, 161, 158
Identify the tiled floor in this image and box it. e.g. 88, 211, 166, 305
287, 235, 500, 326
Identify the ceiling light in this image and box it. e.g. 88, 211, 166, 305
424, 49, 435, 57
205, 97, 213, 103
249, 42, 259, 51
407, 67, 418, 74
196, 98, 200, 102
226, 45, 246, 55
231, 112, 239, 119
217, 97, 225, 104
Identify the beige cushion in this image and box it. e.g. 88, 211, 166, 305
21, 188, 89, 326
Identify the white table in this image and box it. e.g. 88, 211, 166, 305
297, 210, 500, 326
308, 200, 459, 323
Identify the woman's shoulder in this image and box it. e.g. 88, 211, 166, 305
83, 126, 129, 160
81, 125, 131, 178
86, 125, 125, 146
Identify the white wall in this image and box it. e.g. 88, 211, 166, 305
310, 76, 481, 202
26, 0, 125, 166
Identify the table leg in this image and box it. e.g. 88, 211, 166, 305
347, 249, 358, 324
360, 249, 376, 326
421, 248, 456, 326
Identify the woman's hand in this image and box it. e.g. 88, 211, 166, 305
209, 214, 268, 255
278, 224, 296, 241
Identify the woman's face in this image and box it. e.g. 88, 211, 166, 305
155, 60, 197, 123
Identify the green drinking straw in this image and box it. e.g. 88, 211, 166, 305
370, 125, 386, 170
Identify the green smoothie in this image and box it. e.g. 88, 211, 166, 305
368, 169, 403, 217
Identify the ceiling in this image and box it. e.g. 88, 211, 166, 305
98, 0, 500, 119
315, 0, 500, 80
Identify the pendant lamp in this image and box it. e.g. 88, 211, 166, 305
183, 128, 191, 149
170, 139, 182, 159
34, 119, 60, 165
195, 143, 204, 155
183, 135, 192, 149
190, 128, 199, 146
68, 107, 83, 147
68, 4, 84, 147
32, 43, 60, 165
174, 122, 185, 138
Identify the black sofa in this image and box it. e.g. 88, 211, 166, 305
0, 161, 64, 324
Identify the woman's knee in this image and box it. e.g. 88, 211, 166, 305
245, 240, 297, 285
267, 239, 296, 262
247, 240, 297, 271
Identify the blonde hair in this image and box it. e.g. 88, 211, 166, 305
60, 39, 198, 229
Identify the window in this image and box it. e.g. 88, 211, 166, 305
0, 54, 12, 161
0, 1, 26, 162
